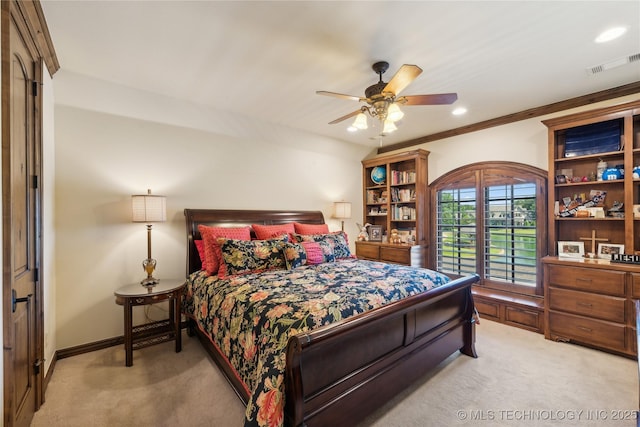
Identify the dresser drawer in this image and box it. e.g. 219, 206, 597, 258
547, 265, 625, 296
631, 273, 640, 298
548, 287, 625, 323
355, 243, 379, 260
379, 246, 410, 264
549, 311, 626, 352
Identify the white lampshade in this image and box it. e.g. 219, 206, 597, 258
387, 103, 404, 122
352, 113, 368, 130
382, 119, 398, 134
333, 201, 352, 219
132, 189, 167, 223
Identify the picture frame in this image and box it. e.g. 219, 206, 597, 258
369, 225, 383, 242
598, 243, 624, 258
555, 175, 567, 184
557, 241, 585, 258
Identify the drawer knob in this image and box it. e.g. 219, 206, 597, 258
577, 326, 592, 333
135, 298, 145, 304
576, 278, 592, 283
576, 302, 593, 308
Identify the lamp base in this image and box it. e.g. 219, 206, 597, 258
140, 277, 159, 288
141, 258, 159, 288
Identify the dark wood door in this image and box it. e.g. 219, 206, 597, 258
2, 3, 43, 426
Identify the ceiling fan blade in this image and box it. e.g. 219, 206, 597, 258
398, 93, 458, 105
328, 109, 363, 124
383, 64, 423, 96
316, 91, 362, 102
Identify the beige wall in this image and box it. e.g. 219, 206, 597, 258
51, 71, 371, 350
42, 66, 56, 375
48, 68, 640, 354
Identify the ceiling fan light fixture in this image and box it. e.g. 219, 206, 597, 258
317, 61, 458, 135
382, 118, 397, 134
352, 112, 368, 130
387, 103, 404, 122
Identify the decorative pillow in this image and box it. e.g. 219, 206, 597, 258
282, 242, 308, 269
198, 225, 252, 275
293, 222, 329, 235
294, 232, 352, 259
301, 241, 335, 265
252, 223, 295, 241
217, 236, 288, 278
194, 239, 207, 271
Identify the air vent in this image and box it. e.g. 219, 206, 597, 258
586, 53, 640, 75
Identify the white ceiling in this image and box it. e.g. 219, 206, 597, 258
40, 1, 640, 148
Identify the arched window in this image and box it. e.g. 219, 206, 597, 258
430, 162, 547, 295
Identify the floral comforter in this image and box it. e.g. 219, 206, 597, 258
182, 258, 451, 427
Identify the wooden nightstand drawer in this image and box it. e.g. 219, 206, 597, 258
124, 290, 178, 306
547, 265, 625, 296
548, 287, 625, 323
549, 311, 626, 352
379, 246, 410, 264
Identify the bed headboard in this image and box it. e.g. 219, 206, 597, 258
183, 209, 325, 276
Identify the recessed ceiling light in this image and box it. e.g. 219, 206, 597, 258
452, 107, 467, 116
595, 27, 627, 43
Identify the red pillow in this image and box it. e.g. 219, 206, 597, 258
252, 223, 295, 240
194, 239, 207, 271
198, 225, 251, 275
294, 222, 329, 235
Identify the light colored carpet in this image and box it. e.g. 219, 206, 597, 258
31, 320, 637, 427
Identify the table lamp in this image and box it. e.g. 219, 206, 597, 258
333, 201, 352, 232
131, 189, 166, 287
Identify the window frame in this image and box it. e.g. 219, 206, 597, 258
430, 162, 547, 296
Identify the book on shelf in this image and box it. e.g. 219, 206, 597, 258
392, 206, 416, 220
390, 188, 415, 202
390, 170, 416, 185
366, 189, 379, 204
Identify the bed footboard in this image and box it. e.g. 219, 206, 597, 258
284, 273, 480, 427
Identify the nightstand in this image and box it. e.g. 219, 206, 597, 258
114, 279, 185, 366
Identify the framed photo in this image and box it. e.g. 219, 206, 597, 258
555, 175, 567, 184
598, 243, 624, 258
369, 225, 383, 242
557, 241, 584, 258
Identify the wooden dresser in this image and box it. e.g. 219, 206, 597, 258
543, 256, 638, 358
355, 241, 425, 267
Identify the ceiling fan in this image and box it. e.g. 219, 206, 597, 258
317, 61, 457, 135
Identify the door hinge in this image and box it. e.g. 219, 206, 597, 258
32, 80, 38, 96
34, 267, 38, 282
32, 175, 38, 189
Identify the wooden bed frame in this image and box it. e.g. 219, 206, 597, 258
184, 208, 480, 427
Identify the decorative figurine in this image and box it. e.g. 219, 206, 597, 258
608, 201, 624, 218
356, 223, 371, 241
